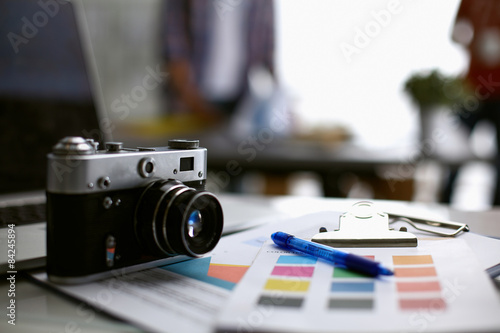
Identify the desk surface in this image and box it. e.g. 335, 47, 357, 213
1, 194, 499, 332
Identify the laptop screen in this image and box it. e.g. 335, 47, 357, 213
0, 0, 103, 194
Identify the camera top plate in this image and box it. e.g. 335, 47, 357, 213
46, 137, 207, 194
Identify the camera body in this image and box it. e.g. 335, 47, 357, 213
46, 137, 223, 284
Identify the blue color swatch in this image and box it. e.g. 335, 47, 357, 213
161, 257, 235, 291
331, 281, 375, 293
276, 255, 318, 265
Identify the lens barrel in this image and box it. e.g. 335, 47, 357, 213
135, 180, 223, 257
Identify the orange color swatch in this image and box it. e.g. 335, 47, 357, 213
393, 255, 433, 265
396, 281, 441, 292
207, 264, 249, 284
399, 298, 446, 310
394, 266, 437, 277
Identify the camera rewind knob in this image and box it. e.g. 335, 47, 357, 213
105, 142, 123, 152
52, 136, 96, 155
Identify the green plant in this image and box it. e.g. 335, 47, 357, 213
404, 70, 467, 110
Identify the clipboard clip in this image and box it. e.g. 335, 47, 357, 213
312, 201, 469, 248
387, 213, 469, 237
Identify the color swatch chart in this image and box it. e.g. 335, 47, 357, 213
217, 239, 500, 332
329, 256, 376, 310
393, 254, 446, 311
256, 253, 448, 312
257, 254, 382, 311
162, 256, 249, 291
257, 254, 317, 308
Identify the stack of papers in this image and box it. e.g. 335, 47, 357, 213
32, 210, 500, 332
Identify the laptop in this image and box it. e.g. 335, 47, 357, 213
0, 0, 110, 272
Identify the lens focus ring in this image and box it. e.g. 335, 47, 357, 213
135, 180, 223, 257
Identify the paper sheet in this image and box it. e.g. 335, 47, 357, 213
216, 239, 500, 333
31, 210, 500, 333
32, 212, 340, 333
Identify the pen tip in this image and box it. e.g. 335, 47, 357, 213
379, 267, 394, 276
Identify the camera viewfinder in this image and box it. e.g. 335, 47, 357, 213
180, 157, 194, 171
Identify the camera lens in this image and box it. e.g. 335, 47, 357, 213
187, 210, 202, 238
135, 180, 223, 257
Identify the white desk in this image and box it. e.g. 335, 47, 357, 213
1, 194, 499, 332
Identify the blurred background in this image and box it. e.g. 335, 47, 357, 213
4, 0, 498, 210
82, 0, 497, 209
85, 0, 466, 145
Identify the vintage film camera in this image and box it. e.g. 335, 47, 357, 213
46, 137, 223, 284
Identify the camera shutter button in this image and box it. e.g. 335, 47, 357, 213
168, 139, 199, 149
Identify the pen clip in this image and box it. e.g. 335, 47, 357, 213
388, 214, 469, 237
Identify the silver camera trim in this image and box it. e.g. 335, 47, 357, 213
47, 147, 207, 194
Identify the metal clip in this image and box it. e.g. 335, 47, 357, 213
388, 214, 469, 237
312, 201, 418, 247
312, 201, 470, 248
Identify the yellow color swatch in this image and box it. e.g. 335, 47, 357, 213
264, 278, 310, 292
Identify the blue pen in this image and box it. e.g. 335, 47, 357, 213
271, 231, 393, 277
